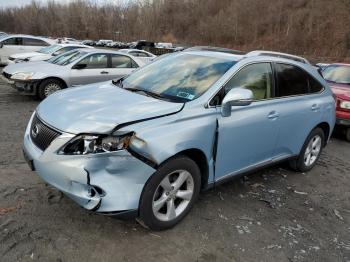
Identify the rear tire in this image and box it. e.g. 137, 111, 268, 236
290, 128, 325, 172
38, 79, 64, 100
138, 156, 201, 231
346, 128, 350, 142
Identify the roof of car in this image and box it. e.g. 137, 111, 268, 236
57, 43, 92, 48
182, 50, 244, 61
327, 63, 350, 67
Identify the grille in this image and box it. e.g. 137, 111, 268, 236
2, 72, 12, 80
30, 114, 61, 151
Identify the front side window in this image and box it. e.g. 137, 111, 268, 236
120, 53, 236, 102
23, 38, 49, 46
111, 55, 137, 68
2, 37, 22, 45
76, 53, 108, 69
224, 63, 273, 100
275, 63, 309, 97
322, 65, 350, 85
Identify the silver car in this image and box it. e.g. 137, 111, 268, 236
119, 49, 157, 64
2, 49, 145, 100
7, 43, 93, 64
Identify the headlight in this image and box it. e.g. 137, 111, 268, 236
339, 100, 350, 110
10, 72, 34, 81
60, 133, 135, 155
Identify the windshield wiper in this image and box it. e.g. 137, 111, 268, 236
124, 87, 168, 100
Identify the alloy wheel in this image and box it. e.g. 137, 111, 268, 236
304, 135, 322, 167
152, 170, 194, 222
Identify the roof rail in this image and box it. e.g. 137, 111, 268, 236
185, 46, 245, 55
246, 50, 310, 64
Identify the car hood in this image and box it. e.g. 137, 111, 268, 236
10, 52, 42, 59
3, 61, 62, 76
329, 82, 350, 100
36, 81, 184, 134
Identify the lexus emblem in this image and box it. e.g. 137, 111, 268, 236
31, 124, 39, 138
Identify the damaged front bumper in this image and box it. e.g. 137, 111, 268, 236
23, 114, 156, 214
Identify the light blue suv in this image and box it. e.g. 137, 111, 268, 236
23, 50, 336, 230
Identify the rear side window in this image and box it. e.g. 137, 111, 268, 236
275, 63, 309, 97
309, 76, 323, 93
23, 38, 49, 46
111, 55, 138, 68
2, 37, 22, 45
275, 63, 323, 97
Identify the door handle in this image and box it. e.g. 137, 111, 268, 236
267, 111, 280, 119
311, 104, 320, 111
100, 71, 109, 74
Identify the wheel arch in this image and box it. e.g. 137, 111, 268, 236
37, 77, 68, 91
172, 148, 209, 190
315, 122, 331, 145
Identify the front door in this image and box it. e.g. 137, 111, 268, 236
215, 62, 280, 181
70, 53, 110, 86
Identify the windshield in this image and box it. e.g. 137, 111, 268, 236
120, 53, 236, 102
38, 44, 61, 54
323, 65, 350, 85
47, 50, 86, 66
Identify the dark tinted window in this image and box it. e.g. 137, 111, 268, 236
275, 63, 309, 97
111, 55, 137, 68
77, 53, 108, 69
2, 37, 22, 45
23, 38, 49, 46
309, 76, 323, 93
225, 63, 273, 100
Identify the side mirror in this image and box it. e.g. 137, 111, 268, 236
52, 51, 60, 56
73, 63, 87, 70
221, 87, 253, 117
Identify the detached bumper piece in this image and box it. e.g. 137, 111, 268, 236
13, 80, 39, 95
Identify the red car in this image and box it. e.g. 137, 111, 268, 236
322, 63, 350, 141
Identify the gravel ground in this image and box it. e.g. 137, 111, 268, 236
0, 80, 349, 262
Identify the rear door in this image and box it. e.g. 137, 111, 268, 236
70, 53, 109, 85
110, 54, 139, 78
272, 63, 325, 157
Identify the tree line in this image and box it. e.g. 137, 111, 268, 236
0, 0, 349, 61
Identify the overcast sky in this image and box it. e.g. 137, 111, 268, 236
0, 0, 128, 8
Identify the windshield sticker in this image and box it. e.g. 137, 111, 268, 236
177, 92, 195, 100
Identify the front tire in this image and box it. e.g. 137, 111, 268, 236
290, 128, 325, 172
138, 156, 201, 231
38, 79, 64, 100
